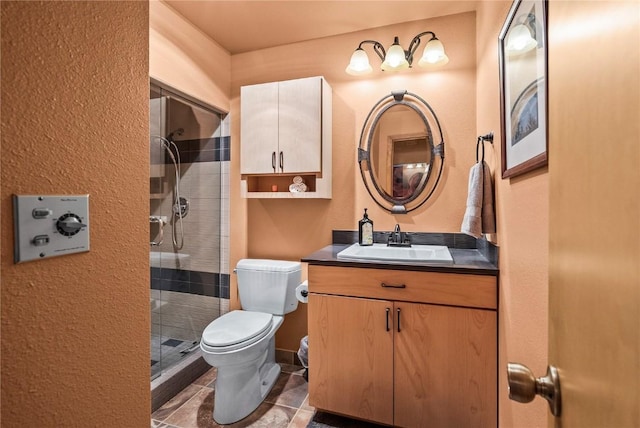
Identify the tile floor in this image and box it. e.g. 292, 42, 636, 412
151, 363, 314, 428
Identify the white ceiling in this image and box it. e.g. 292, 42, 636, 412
163, 1, 479, 54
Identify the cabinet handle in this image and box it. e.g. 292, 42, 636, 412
381, 282, 406, 289
397, 308, 401, 332
385, 307, 390, 332
279, 151, 284, 172
271, 151, 276, 172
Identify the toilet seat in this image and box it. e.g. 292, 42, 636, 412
201, 310, 273, 352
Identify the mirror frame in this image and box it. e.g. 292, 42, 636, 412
358, 90, 445, 214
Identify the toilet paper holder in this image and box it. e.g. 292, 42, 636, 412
295, 281, 309, 303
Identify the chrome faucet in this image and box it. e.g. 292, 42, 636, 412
388, 224, 411, 247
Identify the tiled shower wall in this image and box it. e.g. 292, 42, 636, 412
150, 100, 230, 344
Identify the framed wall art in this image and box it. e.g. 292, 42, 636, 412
499, 0, 548, 178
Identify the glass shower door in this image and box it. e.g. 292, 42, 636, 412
149, 83, 228, 380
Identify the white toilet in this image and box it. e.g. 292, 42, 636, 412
199, 259, 301, 424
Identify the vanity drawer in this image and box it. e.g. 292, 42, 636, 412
308, 265, 497, 309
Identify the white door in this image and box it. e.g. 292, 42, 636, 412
510, 2, 639, 426
240, 81, 279, 174
278, 76, 323, 173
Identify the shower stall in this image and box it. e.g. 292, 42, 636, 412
149, 81, 230, 384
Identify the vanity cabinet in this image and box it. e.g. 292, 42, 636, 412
307, 265, 497, 427
240, 76, 332, 198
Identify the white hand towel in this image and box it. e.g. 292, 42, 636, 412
461, 161, 495, 238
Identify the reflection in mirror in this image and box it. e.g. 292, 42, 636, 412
359, 91, 444, 213
370, 104, 433, 200
391, 141, 430, 200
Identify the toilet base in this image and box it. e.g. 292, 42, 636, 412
211, 337, 281, 424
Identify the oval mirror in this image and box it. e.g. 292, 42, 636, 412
358, 91, 445, 213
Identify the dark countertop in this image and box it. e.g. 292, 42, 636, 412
301, 244, 499, 276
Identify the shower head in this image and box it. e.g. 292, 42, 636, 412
167, 128, 184, 142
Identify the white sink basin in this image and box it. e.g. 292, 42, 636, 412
150, 252, 190, 268
337, 243, 453, 264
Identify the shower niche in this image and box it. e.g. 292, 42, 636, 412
149, 82, 230, 382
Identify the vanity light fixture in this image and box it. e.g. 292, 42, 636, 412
506, 14, 537, 55
346, 31, 448, 76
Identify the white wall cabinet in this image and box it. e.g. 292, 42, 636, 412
240, 76, 332, 198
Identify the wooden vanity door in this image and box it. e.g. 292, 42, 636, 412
308, 294, 394, 425
393, 302, 497, 428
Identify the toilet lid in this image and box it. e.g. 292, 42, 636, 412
201, 310, 273, 350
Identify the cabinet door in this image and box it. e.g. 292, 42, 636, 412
278, 77, 322, 173
240, 82, 279, 174
394, 302, 497, 428
308, 294, 394, 425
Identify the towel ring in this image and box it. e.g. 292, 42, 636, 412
476, 132, 494, 163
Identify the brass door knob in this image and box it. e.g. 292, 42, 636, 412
507, 363, 561, 417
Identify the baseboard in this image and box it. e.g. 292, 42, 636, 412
276, 348, 303, 366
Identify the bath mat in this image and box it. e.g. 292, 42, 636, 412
307, 411, 387, 428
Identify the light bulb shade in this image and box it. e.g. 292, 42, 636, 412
345, 48, 373, 75
418, 38, 449, 66
506, 24, 537, 54
381, 39, 409, 71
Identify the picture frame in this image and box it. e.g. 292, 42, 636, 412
499, 0, 548, 178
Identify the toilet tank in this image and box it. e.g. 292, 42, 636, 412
235, 259, 301, 315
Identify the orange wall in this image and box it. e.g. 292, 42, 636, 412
231, 12, 478, 350
150, 1, 231, 112
477, 2, 549, 427
231, 5, 549, 427
0, 2, 150, 426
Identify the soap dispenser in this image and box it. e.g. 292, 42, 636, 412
358, 208, 374, 246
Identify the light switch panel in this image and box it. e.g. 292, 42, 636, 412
13, 194, 90, 263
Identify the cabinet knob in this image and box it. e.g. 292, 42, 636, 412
507, 363, 561, 417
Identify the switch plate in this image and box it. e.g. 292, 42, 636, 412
13, 194, 90, 263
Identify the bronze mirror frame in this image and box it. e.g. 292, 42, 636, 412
358, 90, 445, 214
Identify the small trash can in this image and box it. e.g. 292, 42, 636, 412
297, 335, 309, 381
